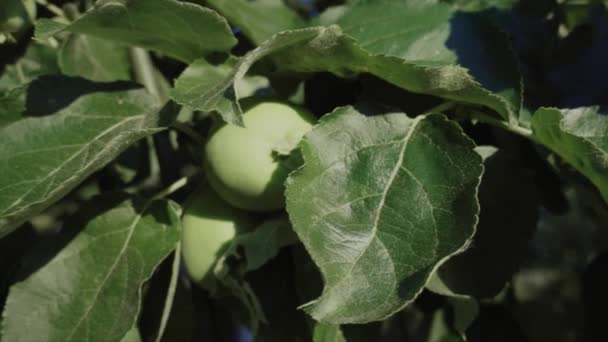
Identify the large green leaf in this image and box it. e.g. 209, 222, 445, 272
35, 0, 237, 63
337, 0, 454, 65
285, 106, 483, 323
0, 195, 181, 342
204, 0, 306, 44
172, 26, 516, 125
427, 146, 539, 298
0, 76, 167, 238
532, 107, 608, 204
59, 35, 130, 82
335, 0, 521, 122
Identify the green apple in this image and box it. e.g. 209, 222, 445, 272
204, 99, 315, 211
181, 186, 254, 286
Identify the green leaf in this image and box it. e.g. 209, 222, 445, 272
172, 26, 517, 125
35, 0, 237, 63
313, 322, 346, 342
441, 0, 516, 11
427, 146, 539, 298
59, 34, 131, 82
204, 0, 307, 44
0, 42, 59, 91
211, 218, 298, 333
171, 29, 317, 125
171, 55, 242, 125
119, 327, 142, 342
337, 0, 454, 65
285, 106, 483, 324
229, 217, 299, 271
0, 86, 25, 127
335, 0, 521, 121
532, 107, 608, 204
1, 195, 181, 342
0, 76, 166, 238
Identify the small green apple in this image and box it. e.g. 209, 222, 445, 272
181, 186, 254, 286
204, 99, 315, 211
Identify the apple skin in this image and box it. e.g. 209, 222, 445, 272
204, 99, 315, 212
181, 187, 254, 286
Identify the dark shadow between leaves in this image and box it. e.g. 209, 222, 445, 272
583, 251, 608, 342
136, 198, 174, 227
434, 150, 539, 299
547, 6, 608, 110
23, 75, 142, 117
398, 268, 435, 300
204, 52, 231, 66
446, 11, 520, 99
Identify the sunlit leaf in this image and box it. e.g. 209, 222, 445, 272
35, 0, 237, 63
1, 195, 181, 342
0, 76, 169, 237
286, 105, 483, 323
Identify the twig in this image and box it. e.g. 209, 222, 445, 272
129, 47, 162, 99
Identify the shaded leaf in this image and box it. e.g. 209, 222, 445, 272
172, 26, 518, 125
1, 195, 181, 342
35, 0, 237, 63
171, 29, 317, 125
204, 0, 307, 44
285, 105, 483, 323
0, 76, 166, 238
212, 218, 299, 334
448, 296, 479, 338
531, 107, 608, 204
427, 146, 539, 298
0, 42, 59, 91
313, 322, 346, 342
0, 86, 25, 127
229, 217, 299, 271
171, 55, 243, 125
59, 34, 130, 82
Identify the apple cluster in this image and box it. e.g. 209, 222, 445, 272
181, 100, 315, 286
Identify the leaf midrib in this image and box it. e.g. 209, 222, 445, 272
333, 116, 422, 290
64, 200, 153, 341
0, 115, 143, 222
